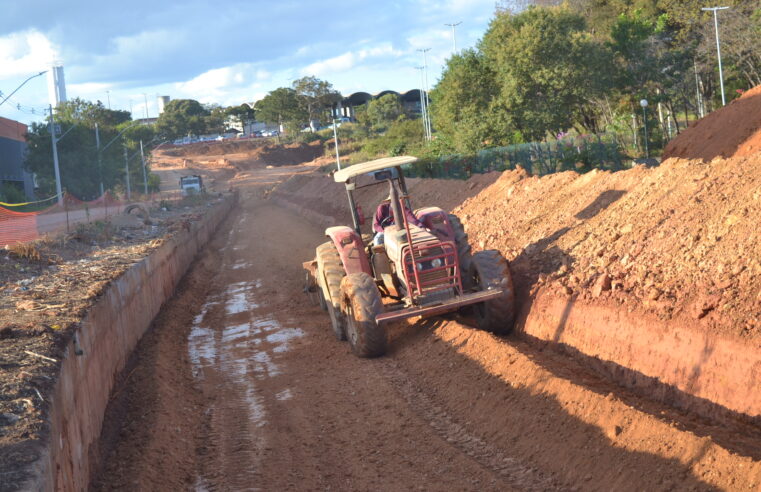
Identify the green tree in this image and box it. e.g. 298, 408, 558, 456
225, 103, 256, 131
482, 6, 611, 140
255, 88, 307, 129
431, 48, 511, 152
24, 99, 140, 199
155, 99, 210, 140
365, 94, 404, 130
292, 76, 342, 130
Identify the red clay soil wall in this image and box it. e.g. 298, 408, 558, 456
521, 291, 761, 425
17, 195, 236, 491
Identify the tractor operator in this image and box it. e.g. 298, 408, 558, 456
372, 196, 424, 246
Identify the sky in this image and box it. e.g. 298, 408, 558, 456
0, 0, 503, 125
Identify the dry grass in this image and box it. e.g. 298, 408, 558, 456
5, 242, 43, 262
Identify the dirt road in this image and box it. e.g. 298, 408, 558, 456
89, 165, 760, 490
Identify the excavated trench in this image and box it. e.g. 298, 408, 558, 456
85, 163, 761, 491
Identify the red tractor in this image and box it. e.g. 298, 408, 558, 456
304, 156, 515, 357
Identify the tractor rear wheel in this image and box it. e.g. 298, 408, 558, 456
448, 214, 473, 288
469, 250, 516, 335
340, 273, 386, 358
316, 241, 346, 341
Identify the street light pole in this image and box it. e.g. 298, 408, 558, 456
95, 123, 105, 196
415, 67, 430, 141
418, 48, 433, 141
48, 105, 64, 206
702, 6, 730, 106
140, 140, 148, 194
640, 99, 649, 159
0, 71, 47, 108
124, 146, 131, 200
445, 22, 462, 53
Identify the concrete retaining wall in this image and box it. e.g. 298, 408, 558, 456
18, 195, 235, 491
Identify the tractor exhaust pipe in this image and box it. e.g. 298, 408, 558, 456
388, 180, 403, 231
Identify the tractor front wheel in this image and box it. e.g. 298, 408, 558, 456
469, 250, 516, 335
340, 273, 386, 358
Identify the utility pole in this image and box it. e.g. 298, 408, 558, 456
95, 123, 104, 196
48, 105, 64, 206
140, 140, 148, 195
106, 90, 111, 109
694, 60, 705, 118
640, 99, 650, 159
702, 6, 729, 106
143, 93, 149, 118
124, 146, 131, 200
415, 67, 431, 141
418, 48, 433, 140
445, 22, 462, 53
330, 116, 342, 170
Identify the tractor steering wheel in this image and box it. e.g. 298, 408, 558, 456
380, 215, 394, 228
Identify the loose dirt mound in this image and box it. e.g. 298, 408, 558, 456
243, 141, 323, 168
663, 84, 761, 161
162, 139, 268, 158
455, 155, 761, 341
270, 170, 500, 226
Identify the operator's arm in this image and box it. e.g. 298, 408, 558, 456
405, 207, 424, 229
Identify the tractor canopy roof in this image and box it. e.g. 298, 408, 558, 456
333, 156, 418, 183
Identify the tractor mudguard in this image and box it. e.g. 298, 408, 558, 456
325, 226, 373, 276
415, 207, 455, 242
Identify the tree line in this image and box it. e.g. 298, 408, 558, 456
431, 0, 761, 154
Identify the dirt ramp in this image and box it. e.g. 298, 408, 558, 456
663, 84, 761, 161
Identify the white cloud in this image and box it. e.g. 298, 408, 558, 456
176, 65, 250, 94
300, 43, 400, 77
68, 81, 114, 95
255, 69, 272, 81
0, 29, 60, 79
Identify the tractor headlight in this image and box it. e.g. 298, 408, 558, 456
431, 258, 443, 268
416, 262, 424, 271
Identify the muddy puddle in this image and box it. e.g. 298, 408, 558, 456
187, 276, 304, 488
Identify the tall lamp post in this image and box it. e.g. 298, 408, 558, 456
445, 22, 462, 53
0, 71, 47, 108
702, 6, 730, 106
640, 99, 649, 159
417, 48, 433, 141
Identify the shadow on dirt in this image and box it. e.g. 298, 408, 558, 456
444, 188, 761, 462
392, 316, 728, 490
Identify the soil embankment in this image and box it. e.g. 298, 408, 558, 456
0, 196, 235, 491
663, 84, 761, 161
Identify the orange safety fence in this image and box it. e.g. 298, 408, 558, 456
0, 191, 178, 246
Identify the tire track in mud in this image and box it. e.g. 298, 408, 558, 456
377, 359, 561, 491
